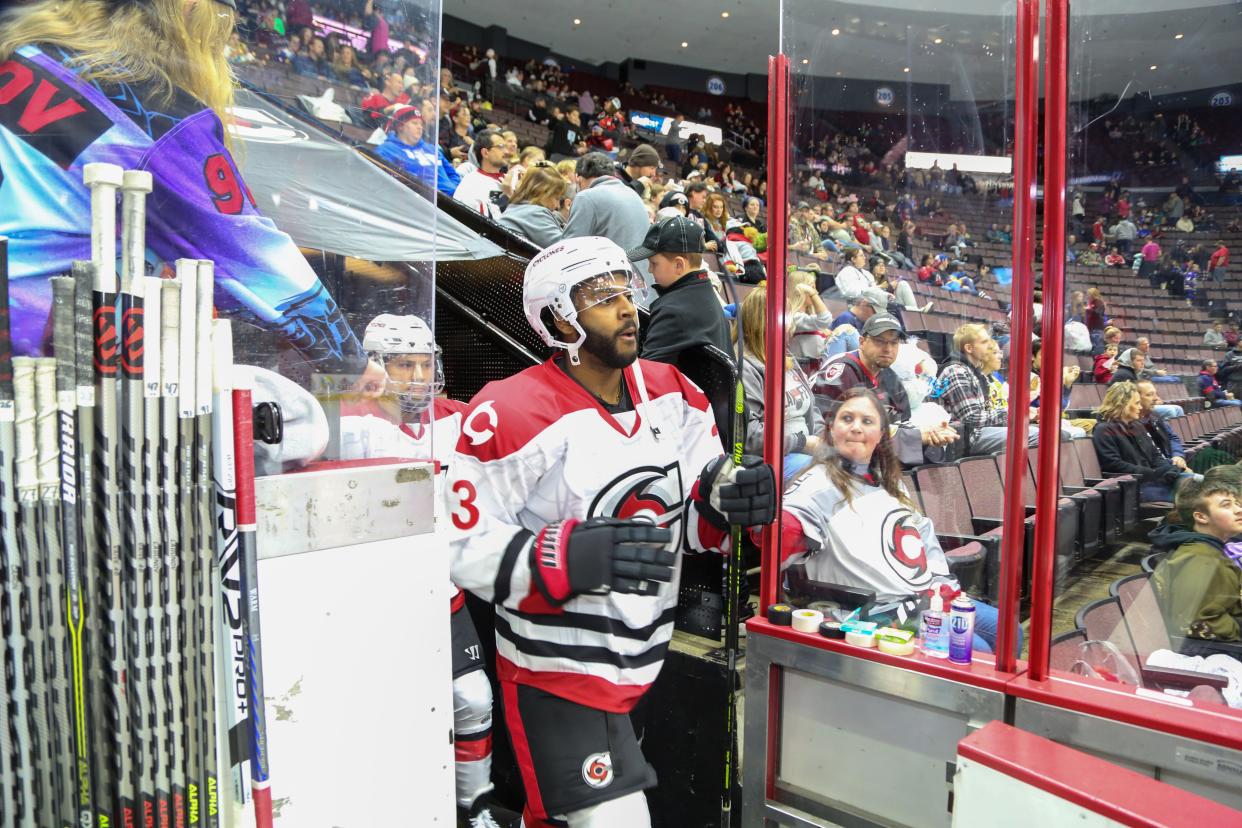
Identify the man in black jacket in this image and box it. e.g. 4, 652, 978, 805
615, 144, 663, 197
547, 107, 583, 160
627, 217, 731, 364
1108, 348, 1143, 385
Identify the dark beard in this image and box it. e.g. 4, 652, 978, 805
581, 324, 637, 369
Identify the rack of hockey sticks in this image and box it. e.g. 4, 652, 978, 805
0, 162, 274, 828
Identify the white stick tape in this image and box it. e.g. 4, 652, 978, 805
792, 609, 824, 634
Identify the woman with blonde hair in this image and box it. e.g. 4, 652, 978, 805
497, 164, 569, 246
1093, 381, 1198, 502
502, 144, 546, 194
738, 288, 822, 466
0, 0, 370, 376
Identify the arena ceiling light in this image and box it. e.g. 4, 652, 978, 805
721, 11, 730, 18
573, 17, 581, 25
1174, 32, 1184, 38
831, 28, 840, 35
682, 41, 689, 47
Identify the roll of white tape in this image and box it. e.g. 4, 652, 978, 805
792, 609, 824, 633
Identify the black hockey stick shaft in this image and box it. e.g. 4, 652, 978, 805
54, 273, 95, 827
720, 268, 745, 827
84, 160, 130, 827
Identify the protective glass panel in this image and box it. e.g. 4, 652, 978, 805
1046, 0, 1242, 728
778, 0, 1020, 670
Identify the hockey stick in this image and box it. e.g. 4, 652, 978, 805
119, 168, 156, 828
0, 239, 35, 828
53, 274, 95, 828
13, 357, 56, 821
232, 367, 273, 827
142, 274, 174, 828
718, 268, 745, 827
210, 318, 248, 825
72, 260, 105, 828
195, 260, 223, 828
35, 353, 74, 827
160, 274, 188, 826
176, 262, 204, 828
84, 160, 130, 826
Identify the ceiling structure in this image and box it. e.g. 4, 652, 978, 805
441, 0, 1242, 100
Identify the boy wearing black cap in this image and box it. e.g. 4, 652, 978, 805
628, 217, 732, 364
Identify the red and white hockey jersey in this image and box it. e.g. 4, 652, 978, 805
339, 396, 467, 468
447, 358, 728, 712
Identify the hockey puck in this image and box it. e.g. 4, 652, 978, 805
818, 621, 845, 639
768, 604, 794, 626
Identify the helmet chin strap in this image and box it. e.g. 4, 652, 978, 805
629, 359, 662, 442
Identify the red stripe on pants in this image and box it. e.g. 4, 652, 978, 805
501, 679, 549, 821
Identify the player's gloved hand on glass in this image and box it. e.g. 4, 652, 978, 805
532, 517, 674, 604
698, 455, 777, 529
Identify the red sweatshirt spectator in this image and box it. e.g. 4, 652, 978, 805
1084, 287, 1108, 333
1209, 241, 1230, 284
360, 71, 409, 125
1094, 344, 1120, 384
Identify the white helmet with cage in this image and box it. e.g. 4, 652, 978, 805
523, 236, 645, 365
363, 314, 444, 414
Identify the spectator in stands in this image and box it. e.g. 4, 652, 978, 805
625, 217, 731, 364
811, 315, 959, 465
496, 163, 568, 247
502, 145, 547, 196
872, 258, 925, 314
1084, 286, 1108, 336
1209, 241, 1230, 285
831, 247, 876, 302
374, 105, 461, 197
1104, 246, 1126, 268
743, 197, 765, 233
723, 219, 766, 285
658, 190, 689, 216
1094, 343, 1120, 384
615, 144, 662, 198
363, 0, 388, 57
772, 387, 1001, 650
1227, 323, 1240, 350
443, 102, 475, 156
1151, 480, 1242, 653
702, 193, 730, 251
292, 35, 330, 78
738, 289, 822, 463
1093, 382, 1193, 503
1108, 348, 1143, 385
546, 107, 582, 160
451, 128, 507, 220
527, 97, 552, 126
787, 272, 855, 369
684, 181, 709, 223
1200, 360, 1241, 407
1137, 380, 1188, 472
916, 254, 942, 287
934, 323, 1038, 455
1133, 337, 1179, 385
874, 225, 915, 270
329, 43, 367, 86
1205, 321, 1227, 349
1111, 215, 1138, 255
1031, 341, 1094, 436
562, 153, 651, 284
831, 288, 884, 338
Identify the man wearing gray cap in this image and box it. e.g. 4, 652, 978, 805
831, 287, 889, 334
811, 314, 960, 465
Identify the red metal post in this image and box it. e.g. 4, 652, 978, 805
759, 54, 790, 615
1029, 0, 1068, 682
994, 0, 1041, 673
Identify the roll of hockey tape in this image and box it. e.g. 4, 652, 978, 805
877, 637, 916, 656
792, 609, 824, 634
819, 621, 845, 639
845, 629, 877, 648
768, 604, 794, 626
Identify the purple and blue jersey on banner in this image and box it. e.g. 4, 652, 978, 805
0, 44, 364, 371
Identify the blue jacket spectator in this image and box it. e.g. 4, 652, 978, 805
374, 106, 461, 197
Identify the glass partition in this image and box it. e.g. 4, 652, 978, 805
777, 0, 1024, 665
1043, 0, 1242, 721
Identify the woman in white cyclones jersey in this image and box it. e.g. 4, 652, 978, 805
446, 237, 776, 827
337, 315, 523, 827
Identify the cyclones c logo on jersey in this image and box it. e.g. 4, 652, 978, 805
878, 508, 931, 588
588, 462, 685, 540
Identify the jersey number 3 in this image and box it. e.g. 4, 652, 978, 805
450, 480, 479, 530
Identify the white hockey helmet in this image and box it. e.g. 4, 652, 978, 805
362, 314, 443, 414
523, 236, 645, 365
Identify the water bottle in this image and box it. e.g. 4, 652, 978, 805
948, 595, 976, 664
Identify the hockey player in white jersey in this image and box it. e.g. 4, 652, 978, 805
341, 314, 522, 827
447, 237, 776, 827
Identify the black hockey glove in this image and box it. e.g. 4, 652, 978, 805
531, 517, 675, 604
697, 455, 776, 530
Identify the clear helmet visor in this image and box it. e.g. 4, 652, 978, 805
568, 270, 645, 318
371, 350, 444, 415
